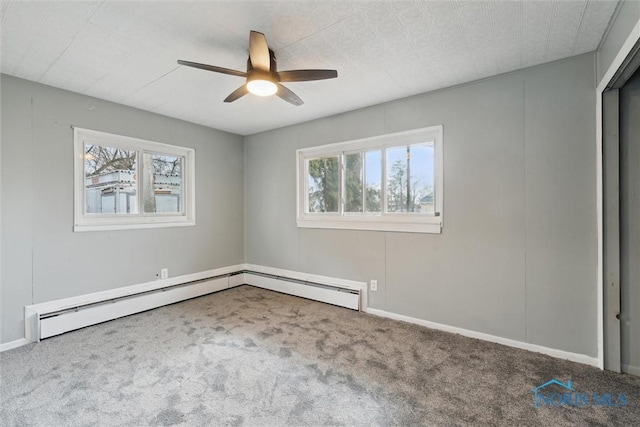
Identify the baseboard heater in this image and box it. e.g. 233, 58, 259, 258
25, 273, 241, 342
24, 266, 364, 342
241, 270, 361, 311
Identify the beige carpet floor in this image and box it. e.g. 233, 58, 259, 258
1, 285, 639, 426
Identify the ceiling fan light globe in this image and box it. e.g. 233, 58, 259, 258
247, 79, 277, 96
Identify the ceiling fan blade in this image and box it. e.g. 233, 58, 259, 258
275, 83, 303, 106
177, 60, 247, 78
249, 31, 270, 71
277, 69, 338, 82
224, 85, 249, 103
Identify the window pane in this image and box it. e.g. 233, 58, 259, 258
386, 143, 434, 213
84, 144, 137, 214
307, 156, 339, 213
143, 153, 183, 214
345, 153, 363, 213
413, 143, 435, 213
365, 150, 381, 213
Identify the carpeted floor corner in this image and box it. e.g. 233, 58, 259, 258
1, 285, 639, 426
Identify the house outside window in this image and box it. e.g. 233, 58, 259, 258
74, 127, 195, 231
297, 126, 443, 234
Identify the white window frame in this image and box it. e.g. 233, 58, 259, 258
296, 125, 443, 234
73, 127, 196, 232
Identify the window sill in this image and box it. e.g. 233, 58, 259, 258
74, 219, 195, 232
296, 217, 442, 234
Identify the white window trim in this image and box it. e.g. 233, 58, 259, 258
73, 127, 196, 232
296, 126, 443, 234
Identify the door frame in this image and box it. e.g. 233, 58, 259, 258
602, 88, 621, 372
596, 21, 640, 370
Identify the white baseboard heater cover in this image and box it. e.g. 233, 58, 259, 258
243, 271, 360, 311
24, 266, 364, 342
25, 276, 231, 342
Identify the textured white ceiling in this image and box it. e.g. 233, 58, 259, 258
1, 0, 618, 135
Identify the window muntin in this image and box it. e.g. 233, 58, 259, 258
74, 128, 195, 232
297, 126, 443, 234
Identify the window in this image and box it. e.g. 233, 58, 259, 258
74, 127, 195, 232
297, 126, 443, 233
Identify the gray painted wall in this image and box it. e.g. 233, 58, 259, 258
245, 54, 597, 356
597, 0, 640, 87
620, 67, 640, 373
1, 75, 245, 344
1, 54, 599, 357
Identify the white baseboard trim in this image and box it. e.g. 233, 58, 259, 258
0, 338, 31, 353
622, 364, 640, 376
365, 308, 599, 367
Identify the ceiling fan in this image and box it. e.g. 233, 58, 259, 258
177, 31, 338, 106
